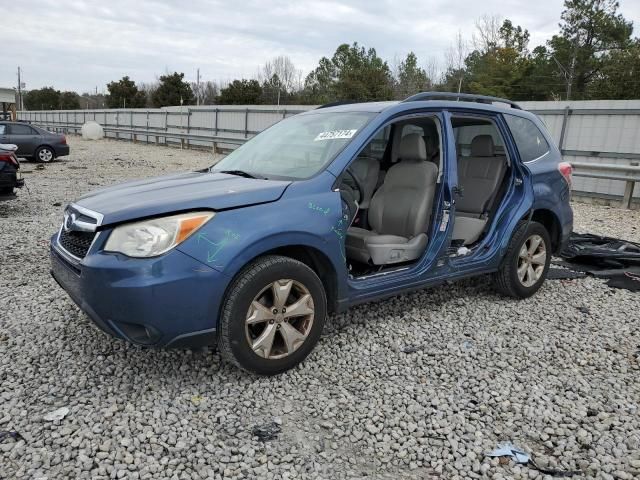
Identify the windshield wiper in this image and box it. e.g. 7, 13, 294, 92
218, 169, 265, 179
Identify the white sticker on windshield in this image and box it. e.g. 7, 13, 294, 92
314, 129, 358, 141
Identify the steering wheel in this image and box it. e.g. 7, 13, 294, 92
340, 168, 365, 225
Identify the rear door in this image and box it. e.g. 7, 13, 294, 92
7, 123, 39, 157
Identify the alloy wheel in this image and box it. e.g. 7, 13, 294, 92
245, 279, 315, 360
517, 234, 547, 287
39, 148, 53, 162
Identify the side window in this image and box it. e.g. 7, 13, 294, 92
358, 125, 391, 161
9, 124, 35, 135
504, 115, 550, 162
452, 119, 505, 158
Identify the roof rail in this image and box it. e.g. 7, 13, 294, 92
402, 92, 522, 110
316, 100, 360, 109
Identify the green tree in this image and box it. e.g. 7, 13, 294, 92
260, 74, 287, 104
462, 20, 536, 100
151, 72, 194, 107
588, 39, 640, 98
59, 91, 80, 109
24, 87, 60, 110
218, 79, 263, 104
547, 0, 634, 99
394, 52, 432, 99
106, 76, 147, 108
304, 43, 393, 103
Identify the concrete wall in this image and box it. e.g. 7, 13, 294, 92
19, 100, 640, 200
521, 100, 640, 200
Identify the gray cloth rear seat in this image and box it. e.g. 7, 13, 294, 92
453, 135, 507, 245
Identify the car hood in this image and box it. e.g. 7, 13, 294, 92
75, 171, 291, 225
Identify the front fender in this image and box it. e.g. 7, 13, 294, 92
177, 191, 349, 303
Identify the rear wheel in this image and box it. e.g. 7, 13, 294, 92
493, 221, 551, 298
35, 146, 54, 163
218, 255, 327, 375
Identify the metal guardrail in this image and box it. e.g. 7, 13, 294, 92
35, 121, 249, 152
571, 161, 640, 209
21, 106, 640, 209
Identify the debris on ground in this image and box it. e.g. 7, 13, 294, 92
559, 233, 640, 291
486, 443, 530, 464
547, 267, 587, 280
486, 443, 582, 477
0, 431, 24, 443
606, 272, 640, 292
43, 407, 69, 422
251, 421, 282, 441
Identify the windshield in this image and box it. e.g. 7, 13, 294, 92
211, 111, 374, 180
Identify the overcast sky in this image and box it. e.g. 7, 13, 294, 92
3, 0, 640, 94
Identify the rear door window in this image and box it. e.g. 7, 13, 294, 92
504, 115, 550, 162
9, 124, 36, 135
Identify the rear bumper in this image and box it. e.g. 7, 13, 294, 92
50, 234, 229, 348
0, 166, 24, 190
55, 145, 70, 157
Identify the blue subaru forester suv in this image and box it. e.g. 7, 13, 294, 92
51, 93, 573, 375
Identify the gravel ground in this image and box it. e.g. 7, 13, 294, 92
1, 137, 639, 480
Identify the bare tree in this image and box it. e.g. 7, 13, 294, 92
139, 81, 159, 108
191, 80, 219, 105
259, 56, 302, 93
473, 14, 503, 52
424, 56, 440, 87
444, 31, 469, 93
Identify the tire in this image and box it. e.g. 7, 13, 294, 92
35, 146, 54, 163
493, 221, 552, 298
0, 187, 14, 195
218, 255, 327, 375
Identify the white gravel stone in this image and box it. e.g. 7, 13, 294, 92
0, 137, 639, 479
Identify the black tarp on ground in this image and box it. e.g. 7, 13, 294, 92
559, 233, 640, 292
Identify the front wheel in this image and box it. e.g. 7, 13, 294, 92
35, 146, 55, 163
493, 221, 551, 298
218, 255, 327, 375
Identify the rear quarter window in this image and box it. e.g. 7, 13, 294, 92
504, 115, 550, 162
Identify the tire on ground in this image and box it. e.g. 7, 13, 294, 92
217, 255, 327, 375
493, 220, 552, 298
35, 146, 55, 163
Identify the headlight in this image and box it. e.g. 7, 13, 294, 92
104, 211, 214, 258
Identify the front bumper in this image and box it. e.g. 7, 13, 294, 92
50, 233, 228, 348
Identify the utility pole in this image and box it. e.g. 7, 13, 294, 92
196, 68, 200, 106
17, 67, 22, 111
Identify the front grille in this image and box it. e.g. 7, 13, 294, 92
58, 229, 96, 259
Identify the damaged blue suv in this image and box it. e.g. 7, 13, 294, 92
51, 93, 573, 374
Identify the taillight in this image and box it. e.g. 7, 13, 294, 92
558, 162, 572, 188
0, 152, 19, 167
60, 135, 67, 145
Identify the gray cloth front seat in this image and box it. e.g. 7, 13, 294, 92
452, 135, 507, 245
346, 134, 439, 265
349, 155, 380, 209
